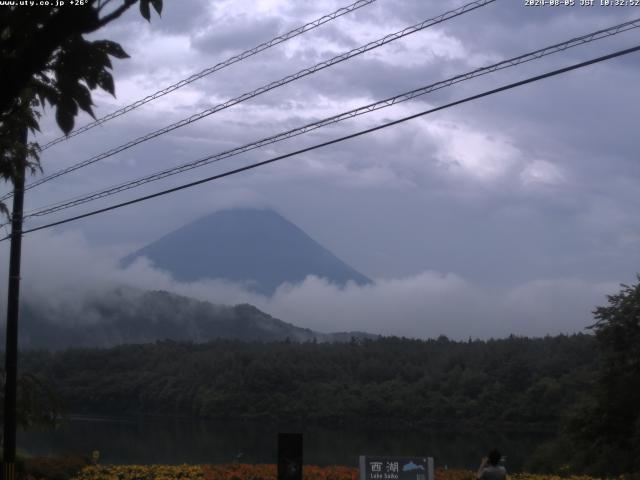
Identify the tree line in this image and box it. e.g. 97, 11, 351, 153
19, 334, 595, 431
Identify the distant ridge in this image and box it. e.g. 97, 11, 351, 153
122, 208, 371, 295
13, 288, 376, 349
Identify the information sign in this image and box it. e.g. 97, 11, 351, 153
359, 456, 434, 480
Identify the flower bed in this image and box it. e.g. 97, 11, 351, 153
60, 465, 613, 480
69, 464, 358, 480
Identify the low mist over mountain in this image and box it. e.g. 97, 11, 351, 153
121, 208, 371, 295
13, 288, 374, 350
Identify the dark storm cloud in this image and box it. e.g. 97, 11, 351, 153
11, 0, 640, 338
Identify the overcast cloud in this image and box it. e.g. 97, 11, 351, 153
2, 0, 639, 339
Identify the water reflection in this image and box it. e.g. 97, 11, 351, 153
18, 416, 550, 471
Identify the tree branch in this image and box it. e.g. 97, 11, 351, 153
97, 0, 137, 28
97, 0, 115, 13
0, 1, 138, 114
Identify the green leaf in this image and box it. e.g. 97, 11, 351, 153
97, 71, 115, 96
140, 0, 151, 21
64, 96, 78, 117
25, 114, 41, 133
84, 75, 98, 90
150, 0, 162, 15
55, 105, 74, 135
33, 80, 59, 108
94, 40, 129, 60
73, 84, 95, 118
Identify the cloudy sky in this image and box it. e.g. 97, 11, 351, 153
2, 0, 640, 339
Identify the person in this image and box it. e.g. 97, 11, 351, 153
476, 449, 506, 480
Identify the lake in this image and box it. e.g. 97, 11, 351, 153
18, 415, 552, 472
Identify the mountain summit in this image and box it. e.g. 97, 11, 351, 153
122, 208, 371, 295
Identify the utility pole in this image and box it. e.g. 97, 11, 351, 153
2, 127, 27, 480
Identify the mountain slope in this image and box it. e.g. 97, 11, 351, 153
121, 208, 371, 295
14, 288, 375, 349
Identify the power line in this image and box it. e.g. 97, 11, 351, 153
1, 0, 495, 203
38, 0, 379, 152
20, 17, 640, 220
6, 44, 638, 242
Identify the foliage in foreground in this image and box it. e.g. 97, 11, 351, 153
69, 463, 356, 480
58, 465, 626, 480
532, 278, 640, 476
21, 455, 89, 480
0, 0, 163, 216
573, 279, 640, 474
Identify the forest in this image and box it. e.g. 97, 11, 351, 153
19, 335, 596, 431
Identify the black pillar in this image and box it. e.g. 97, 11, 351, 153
278, 432, 303, 480
2, 128, 26, 480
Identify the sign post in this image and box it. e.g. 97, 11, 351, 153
359, 456, 434, 480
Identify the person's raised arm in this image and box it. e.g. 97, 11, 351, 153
476, 457, 488, 480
